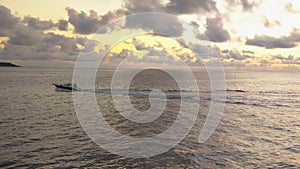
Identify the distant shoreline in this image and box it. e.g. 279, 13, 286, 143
0, 62, 21, 67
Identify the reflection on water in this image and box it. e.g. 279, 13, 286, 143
0, 67, 299, 168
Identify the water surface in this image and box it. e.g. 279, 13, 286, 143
0, 67, 299, 168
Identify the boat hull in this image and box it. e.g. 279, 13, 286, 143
53, 84, 80, 91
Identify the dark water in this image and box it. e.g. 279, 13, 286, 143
0, 67, 299, 168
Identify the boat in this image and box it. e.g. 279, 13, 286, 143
0, 62, 21, 67
53, 83, 80, 91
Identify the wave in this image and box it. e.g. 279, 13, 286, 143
62, 88, 298, 108
93, 88, 197, 95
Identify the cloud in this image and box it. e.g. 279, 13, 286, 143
246, 36, 296, 49
204, 17, 230, 42
272, 54, 300, 65
165, 0, 219, 14
240, 0, 256, 11
0, 5, 19, 36
143, 48, 176, 64
225, 60, 248, 67
123, 0, 164, 13
116, 49, 135, 59
190, 21, 208, 40
124, 13, 184, 37
0, 5, 103, 61
66, 7, 125, 34
123, 0, 219, 14
219, 47, 253, 61
124, 37, 148, 50
58, 19, 69, 31
0, 5, 18, 29
2, 30, 99, 61
289, 29, 300, 42
222, 49, 253, 60
0, 5, 65, 37
107, 44, 192, 65
191, 18, 233, 43
66, 7, 100, 34
188, 43, 256, 67
121, 0, 220, 37
285, 3, 300, 13
263, 17, 281, 28
42, 33, 98, 54
226, 0, 259, 12
23, 16, 55, 30
188, 43, 215, 58
242, 50, 254, 54
108, 47, 175, 64
65, 0, 222, 37
9, 26, 43, 46
246, 30, 300, 49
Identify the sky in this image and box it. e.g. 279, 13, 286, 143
0, 0, 299, 69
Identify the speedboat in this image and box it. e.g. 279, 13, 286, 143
53, 83, 80, 91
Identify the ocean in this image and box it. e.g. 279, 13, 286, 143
0, 67, 299, 168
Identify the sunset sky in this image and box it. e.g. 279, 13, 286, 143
0, 0, 299, 69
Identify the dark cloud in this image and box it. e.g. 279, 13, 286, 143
219, 48, 253, 60
42, 33, 98, 54
66, 7, 125, 34
224, 50, 253, 60
121, 0, 220, 38
123, 0, 164, 13
246, 30, 300, 49
1, 43, 36, 59
125, 13, 183, 37
0, 5, 102, 61
0, 5, 18, 29
9, 26, 43, 46
204, 17, 230, 42
221, 49, 230, 53
165, 0, 219, 14
289, 29, 300, 42
66, 7, 100, 34
188, 43, 255, 67
64, 0, 221, 37
2, 30, 99, 60
188, 43, 215, 58
246, 36, 296, 49
147, 47, 169, 57
23, 16, 54, 30
2, 43, 79, 61
190, 21, 208, 40
0, 5, 63, 37
272, 55, 300, 65
240, 0, 255, 11
0, 5, 19, 36
58, 19, 68, 31
123, 0, 219, 14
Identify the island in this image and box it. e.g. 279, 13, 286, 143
0, 62, 21, 67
